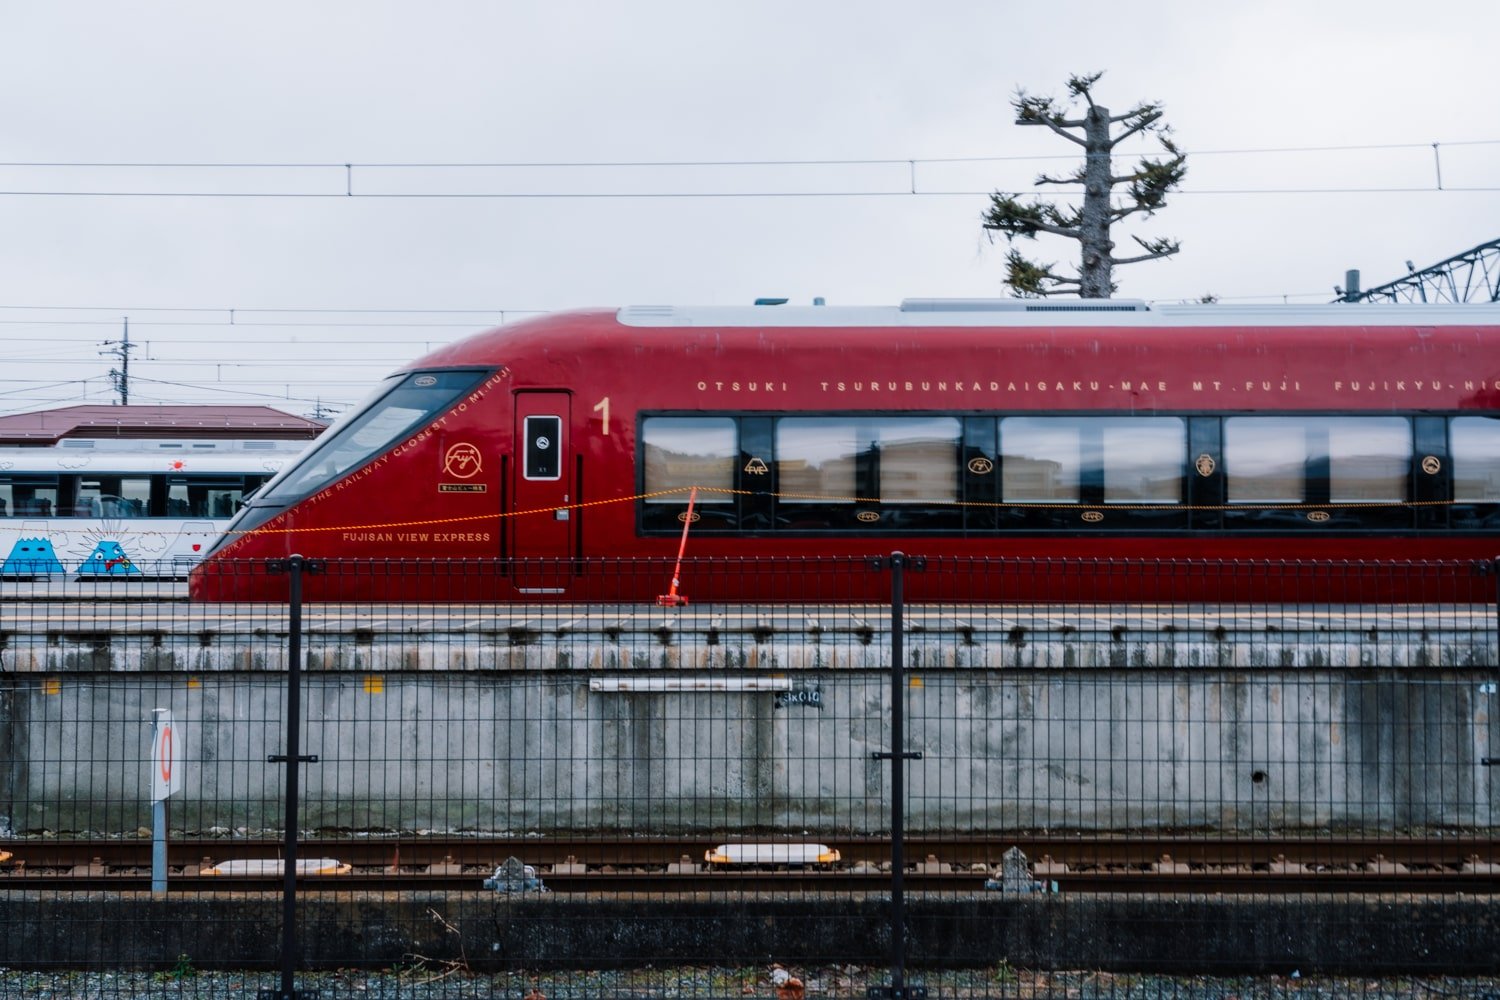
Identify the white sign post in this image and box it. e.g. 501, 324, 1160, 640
149, 709, 183, 894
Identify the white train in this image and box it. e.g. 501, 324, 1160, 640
0, 437, 308, 577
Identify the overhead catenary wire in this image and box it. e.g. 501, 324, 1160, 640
2, 137, 1492, 408
1, 137, 1496, 168
0, 136, 1496, 198
2, 186, 1497, 199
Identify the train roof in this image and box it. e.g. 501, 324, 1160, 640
403, 300, 1500, 380
614, 300, 1500, 328
0, 404, 328, 446
0, 436, 308, 472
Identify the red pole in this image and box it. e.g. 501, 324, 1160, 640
657, 487, 697, 606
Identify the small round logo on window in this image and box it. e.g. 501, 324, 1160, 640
1081, 511, 1104, 523
967, 457, 994, 475
676, 511, 700, 523
1421, 455, 1441, 475
414, 375, 437, 387
856, 510, 881, 523
443, 442, 483, 479
1196, 454, 1216, 477
1307, 510, 1331, 522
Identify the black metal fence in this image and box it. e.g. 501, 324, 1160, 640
0, 555, 1497, 999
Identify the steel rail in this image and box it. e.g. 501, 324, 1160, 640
4, 834, 1498, 900
5, 834, 1495, 870
1, 869, 1497, 895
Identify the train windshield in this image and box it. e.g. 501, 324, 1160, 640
259, 370, 488, 502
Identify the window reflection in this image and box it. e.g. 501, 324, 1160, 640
1001, 418, 1081, 503
776, 419, 857, 502
872, 417, 959, 503
1103, 420, 1185, 503
75, 476, 151, 517
642, 417, 737, 503
262, 371, 486, 502
1452, 417, 1500, 501
773, 417, 962, 504
1226, 417, 1410, 503
1328, 420, 1409, 501
0, 478, 59, 517
1226, 419, 1305, 502
1001, 417, 1185, 505
167, 478, 263, 518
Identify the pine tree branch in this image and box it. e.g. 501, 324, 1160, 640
1065, 72, 1104, 112
1003, 249, 1064, 297
1034, 167, 1086, 186
988, 216, 1084, 240
1110, 249, 1178, 266
1107, 200, 1161, 223
1110, 235, 1181, 266
1105, 108, 1163, 148
982, 194, 1083, 240
1015, 113, 1087, 146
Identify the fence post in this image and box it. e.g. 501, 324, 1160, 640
870, 552, 925, 1000
1479, 558, 1500, 776
263, 555, 322, 1000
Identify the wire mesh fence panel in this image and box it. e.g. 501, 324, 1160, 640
904, 557, 1500, 998
0, 572, 297, 982
1, 556, 1498, 998
268, 557, 900, 998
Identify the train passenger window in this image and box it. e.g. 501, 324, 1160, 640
1327, 419, 1409, 502
1000, 418, 1081, 502
776, 419, 857, 503
1225, 419, 1303, 502
0, 477, 59, 517
642, 417, 736, 502
1102, 418, 1186, 503
1451, 417, 1500, 501
75, 476, 152, 517
1226, 416, 1410, 504
871, 417, 960, 503
168, 477, 252, 518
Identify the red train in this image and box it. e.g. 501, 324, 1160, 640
190, 299, 1500, 602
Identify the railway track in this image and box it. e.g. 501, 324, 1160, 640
4, 835, 1497, 894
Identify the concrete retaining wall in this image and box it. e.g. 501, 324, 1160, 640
5, 666, 1496, 834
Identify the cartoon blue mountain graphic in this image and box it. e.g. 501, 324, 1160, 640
1, 538, 66, 575
76, 540, 141, 576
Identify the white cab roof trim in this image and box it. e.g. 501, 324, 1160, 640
617, 301, 1500, 328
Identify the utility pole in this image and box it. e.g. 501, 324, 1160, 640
100, 318, 135, 405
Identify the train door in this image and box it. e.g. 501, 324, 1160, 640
510, 392, 574, 566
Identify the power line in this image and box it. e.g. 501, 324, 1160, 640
0, 138, 1495, 168
0, 136, 1496, 199
1, 186, 1497, 199
0, 304, 541, 314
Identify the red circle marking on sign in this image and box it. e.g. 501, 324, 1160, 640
159, 727, 173, 784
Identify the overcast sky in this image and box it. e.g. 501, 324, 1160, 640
2, 1, 1497, 419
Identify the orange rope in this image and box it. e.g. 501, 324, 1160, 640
205, 487, 1468, 538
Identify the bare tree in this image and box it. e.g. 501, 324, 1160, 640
981, 72, 1186, 298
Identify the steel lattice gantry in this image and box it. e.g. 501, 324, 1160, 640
1342, 237, 1500, 303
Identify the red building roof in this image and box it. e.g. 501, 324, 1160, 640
0, 405, 328, 445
